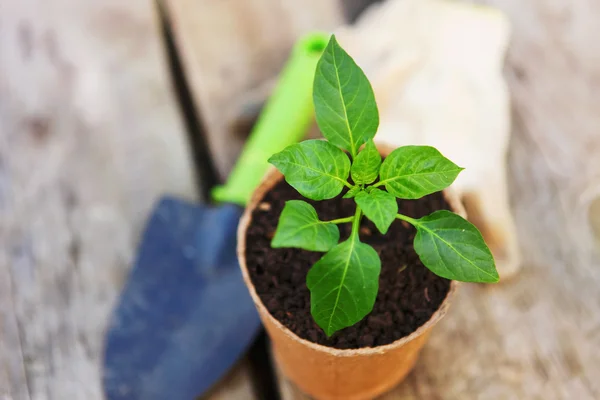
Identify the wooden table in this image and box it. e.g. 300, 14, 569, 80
2, 0, 599, 399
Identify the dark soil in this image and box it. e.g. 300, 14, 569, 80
245, 180, 452, 350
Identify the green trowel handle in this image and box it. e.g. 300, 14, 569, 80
211, 32, 328, 206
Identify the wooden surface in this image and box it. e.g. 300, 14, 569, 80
0, 0, 251, 399
277, 0, 600, 398
199, 362, 255, 400
163, 0, 343, 182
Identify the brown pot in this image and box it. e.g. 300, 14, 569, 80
237, 146, 466, 400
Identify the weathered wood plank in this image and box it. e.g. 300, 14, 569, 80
0, 0, 207, 398
277, 0, 600, 398
163, 0, 344, 182
0, 258, 29, 400
199, 361, 255, 400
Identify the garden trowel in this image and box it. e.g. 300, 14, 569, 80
102, 32, 328, 400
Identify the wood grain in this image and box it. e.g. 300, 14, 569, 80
162, 0, 343, 182
199, 362, 255, 400
0, 0, 205, 398
277, 0, 600, 398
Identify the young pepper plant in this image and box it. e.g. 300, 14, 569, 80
268, 35, 498, 337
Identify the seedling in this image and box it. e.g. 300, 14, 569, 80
268, 35, 498, 337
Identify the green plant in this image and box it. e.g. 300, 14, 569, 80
268, 35, 498, 337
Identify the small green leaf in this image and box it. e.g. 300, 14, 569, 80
412, 211, 499, 283
343, 186, 362, 199
313, 35, 379, 156
355, 189, 398, 234
307, 237, 381, 337
269, 140, 350, 200
272, 200, 339, 252
378, 146, 463, 199
351, 139, 381, 185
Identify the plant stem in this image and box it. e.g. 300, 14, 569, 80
351, 205, 362, 239
327, 216, 354, 224
395, 213, 419, 226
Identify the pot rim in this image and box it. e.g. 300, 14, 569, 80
237, 145, 466, 357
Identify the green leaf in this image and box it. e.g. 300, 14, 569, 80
268, 140, 350, 200
343, 185, 362, 199
272, 200, 339, 252
313, 35, 379, 156
378, 146, 463, 199
412, 211, 498, 283
351, 139, 381, 185
355, 189, 398, 234
307, 237, 381, 337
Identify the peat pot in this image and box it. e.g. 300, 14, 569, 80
238, 146, 464, 400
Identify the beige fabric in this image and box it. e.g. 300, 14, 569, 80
336, 0, 520, 281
